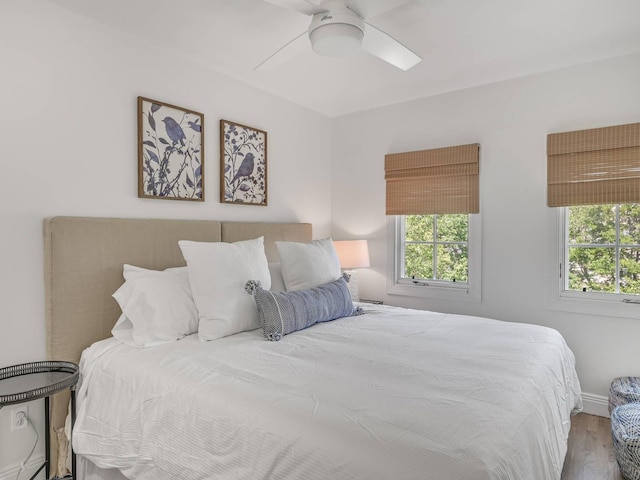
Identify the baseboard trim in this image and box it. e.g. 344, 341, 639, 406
581, 392, 609, 418
0, 455, 45, 480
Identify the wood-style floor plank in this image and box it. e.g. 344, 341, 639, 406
561, 413, 624, 480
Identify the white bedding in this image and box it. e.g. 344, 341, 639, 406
73, 304, 582, 480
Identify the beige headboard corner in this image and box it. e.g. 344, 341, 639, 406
43, 216, 311, 477
44, 216, 222, 365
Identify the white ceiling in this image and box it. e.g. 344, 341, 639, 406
47, 0, 640, 117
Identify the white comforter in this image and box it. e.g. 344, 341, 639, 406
73, 304, 582, 480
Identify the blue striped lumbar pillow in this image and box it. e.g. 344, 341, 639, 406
245, 273, 364, 341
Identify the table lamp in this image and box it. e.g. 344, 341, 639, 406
333, 240, 370, 302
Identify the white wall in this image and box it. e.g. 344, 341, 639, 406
1, 0, 638, 473
0, 1, 331, 474
332, 53, 640, 412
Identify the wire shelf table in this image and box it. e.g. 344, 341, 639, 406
0, 361, 79, 480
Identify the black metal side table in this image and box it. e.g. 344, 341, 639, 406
0, 361, 79, 480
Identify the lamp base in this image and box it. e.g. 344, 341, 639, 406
344, 269, 360, 302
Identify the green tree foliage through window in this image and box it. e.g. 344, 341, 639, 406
403, 214, 469, 283
567, 204, 640, 295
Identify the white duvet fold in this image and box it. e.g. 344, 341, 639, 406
74, 304, 582, 480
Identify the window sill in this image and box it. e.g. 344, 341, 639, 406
546, 292, 640, 319
388, 281, 481, 303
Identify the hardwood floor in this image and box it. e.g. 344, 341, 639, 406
561, 413, 624, 480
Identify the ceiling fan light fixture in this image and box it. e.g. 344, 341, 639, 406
307, 8, 365, 57
310, 23, 364, 56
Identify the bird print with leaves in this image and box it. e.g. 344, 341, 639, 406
221, 120, 267, 205
138, 97, 203, 200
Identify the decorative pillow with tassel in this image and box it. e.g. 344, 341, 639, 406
245, 273, 364, 341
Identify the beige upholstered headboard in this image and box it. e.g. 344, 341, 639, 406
43, 216, 312, 476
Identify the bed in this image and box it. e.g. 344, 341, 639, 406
43, 216, 582, 480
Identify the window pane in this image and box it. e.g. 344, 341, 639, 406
436, 244, 468, 282
620, 248, 640, 295
404, 243, 433, 279
568, 247, 615, 292
436, 214, 468, 242
620, 204, 640, 245
568, 205, 615, 244
405, 215, 433, 242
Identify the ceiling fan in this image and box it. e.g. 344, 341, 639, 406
256, 0, 422, 71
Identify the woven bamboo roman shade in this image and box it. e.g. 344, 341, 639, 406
385, 143, 479, 215
547, 122, 640, 207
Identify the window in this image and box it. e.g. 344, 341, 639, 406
384, 143, 480, 300
547, 122, 640, 315
400, 214, 469, 284
388, 214, 480, 301
564, 204, 640, 296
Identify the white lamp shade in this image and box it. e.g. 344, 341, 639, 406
333, 240, 370, 269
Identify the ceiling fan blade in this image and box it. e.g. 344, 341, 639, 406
263, 0, 325, 16
254, 31, 309, 71
346, 0, 413, 19
362, 22, 422, 71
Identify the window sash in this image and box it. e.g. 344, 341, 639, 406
546, 209, 639, 319
563, 205, 640, 296
398, 215, 469, 285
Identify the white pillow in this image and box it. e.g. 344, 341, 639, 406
276, 238, 341, 291
123, 264, 187, 280
179, 237, 271, 341
111, 265, 198, 348
268, 263, 286, 293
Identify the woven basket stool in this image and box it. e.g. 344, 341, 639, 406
612, 403, 640, 480
610, 377, 640, 415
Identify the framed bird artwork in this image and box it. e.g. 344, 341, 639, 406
220, 119, 267, 206
137, 96, 204, 201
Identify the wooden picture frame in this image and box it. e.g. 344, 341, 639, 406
220, 119, 267, 206
138, 96, 204, 201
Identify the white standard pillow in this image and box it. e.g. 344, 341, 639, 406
123, 264, 188, 280
179, 237, 271, 341
111, 265, 199, 348
268, 263, 286, 293
276, 238, 341, 291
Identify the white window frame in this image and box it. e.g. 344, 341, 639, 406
387, 214, 481, 302
546, 207, 640, 318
